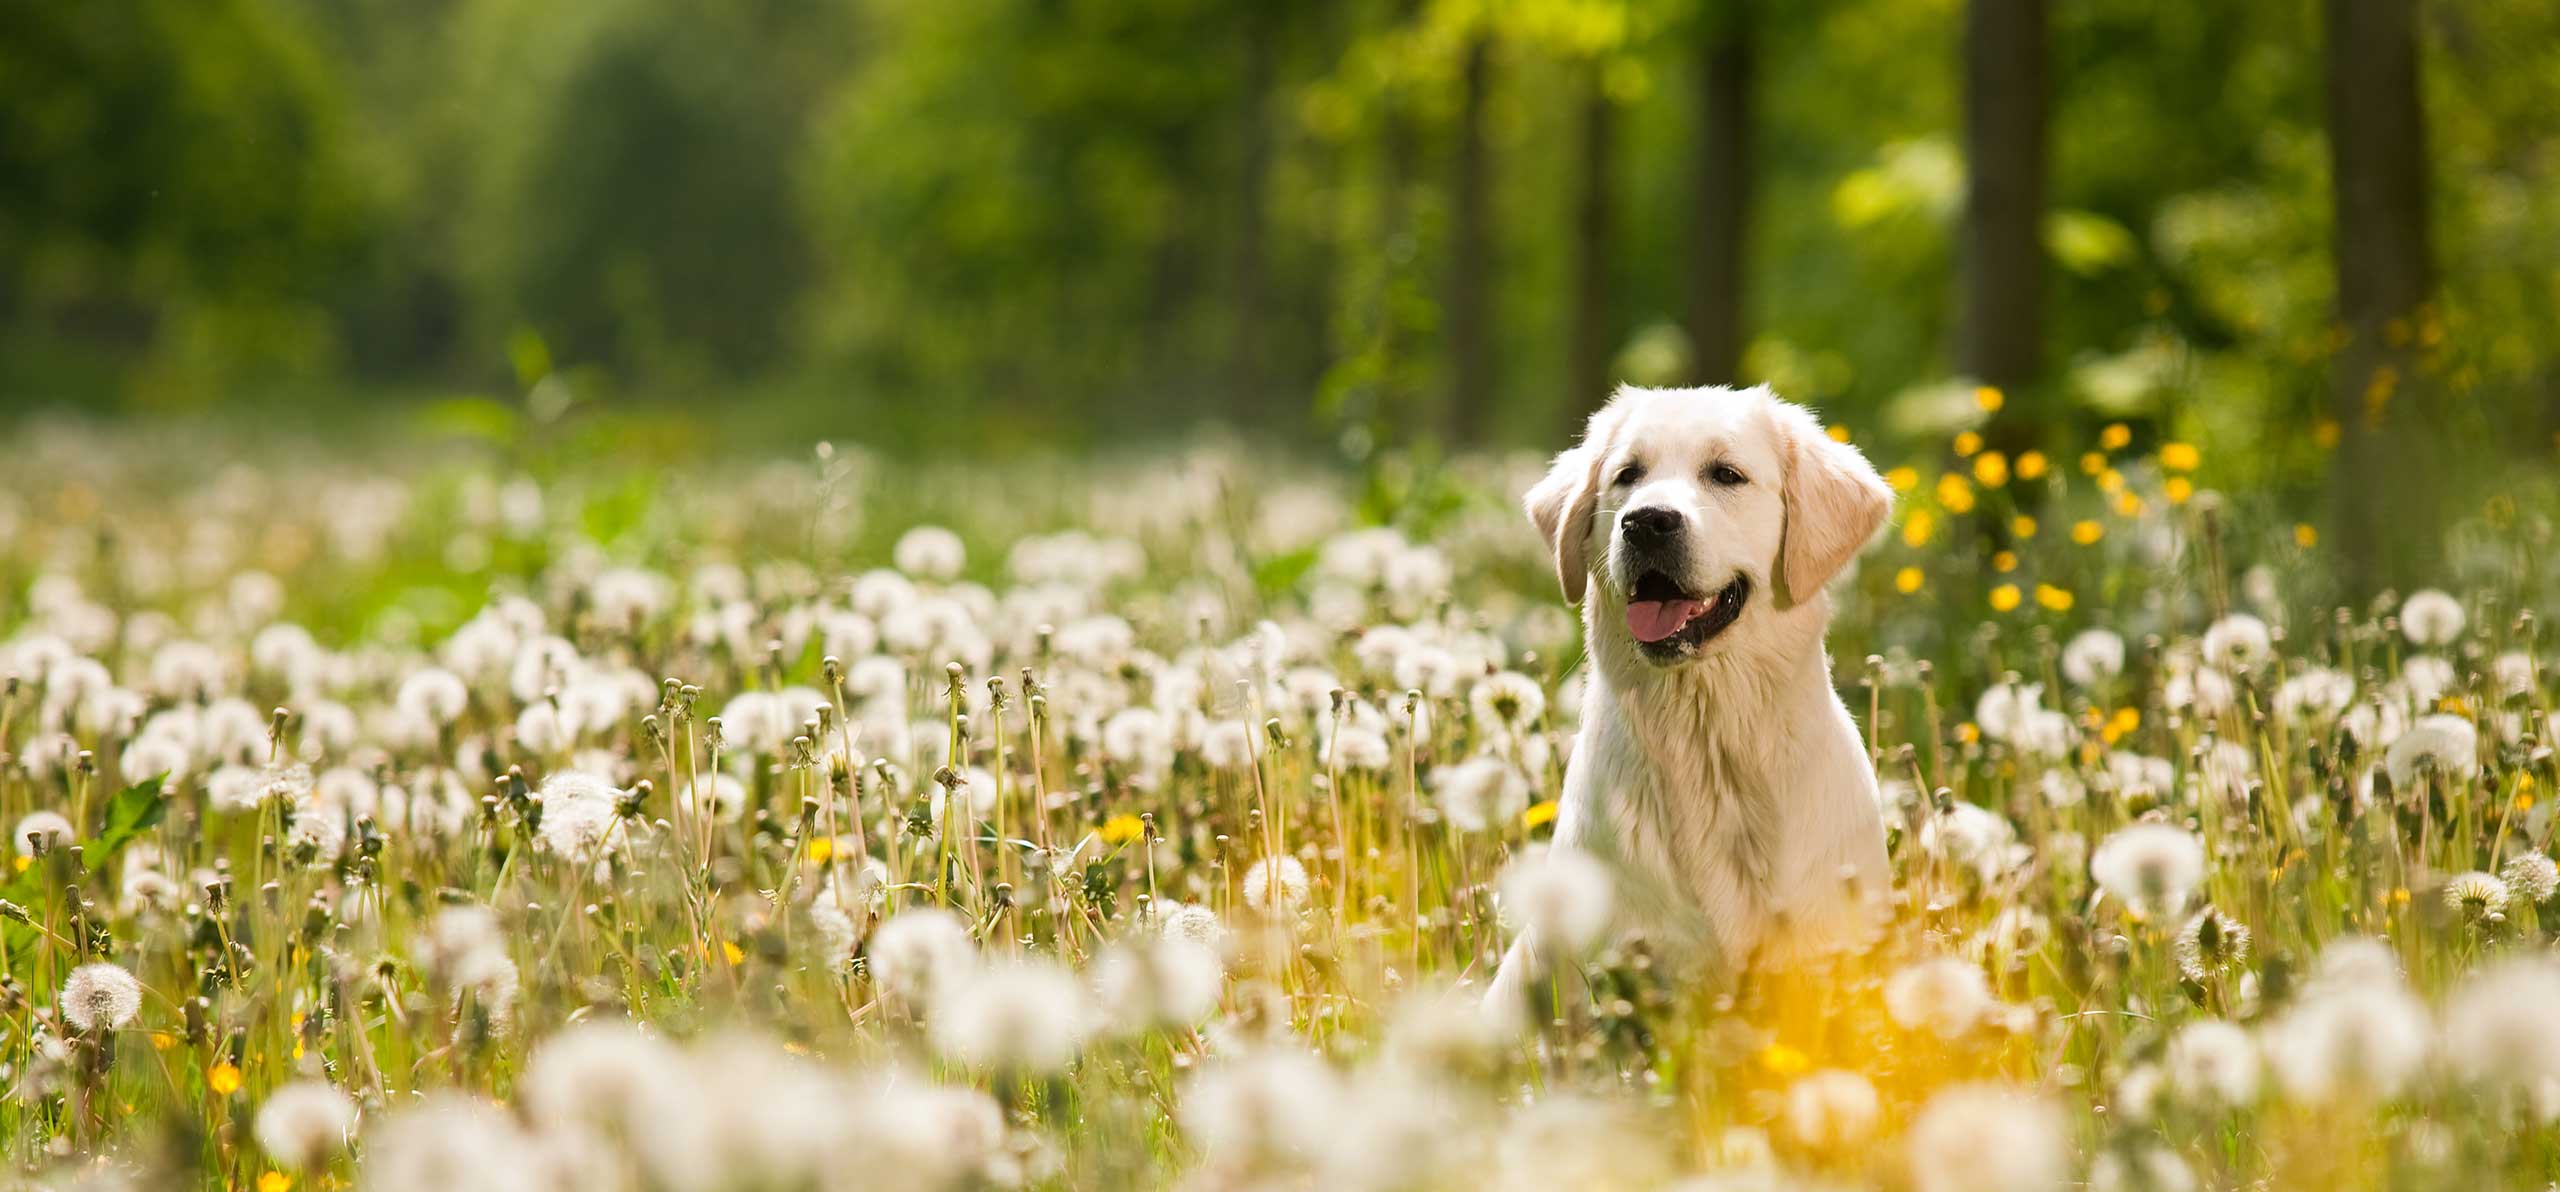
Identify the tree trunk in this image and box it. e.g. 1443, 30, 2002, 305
1958, 0, 2048, 391
1230, 6, 1277, 417
1566, 66, 1616, 434
2322, 0, 2433, 588
1445, 34, 1495, 444
1689, 0, 1754, 386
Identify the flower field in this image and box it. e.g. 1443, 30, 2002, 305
3, 414, 2558, 1190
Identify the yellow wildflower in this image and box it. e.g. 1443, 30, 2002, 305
2015, 450, 2048, 480
1993, 551, 2018, 573
1895, 566, 1924, 594
1936, 473, 1976, 514
1759, 1042, 1811, 1076
1975, 386, 2004, 412
2034, 584, 2074, 611
259, 1174, 291, 1192
2071, 520, 2104, 545
1100, 813, 1145, 845
805, 836, 834, 864
2313, 419, 2342, 448
1954, 430, 1983, 457
2080, 451, 2107, 476
2159, 442, 2200, 471
2294, 523, 2318, 548
2101, 423, 2132, 450
2113, 491, 2145, 518
2164, 476, 2194, 504
1886, 465, 1919, 493
1973, 451, 2010, 487
1902, 509, 1937, 547
1826, 424, 1852, 443
2012, 515, 2038, 538
1989, 584, 2022, 612
208, 1063, 243, 1096
1523, 800, 1560, 828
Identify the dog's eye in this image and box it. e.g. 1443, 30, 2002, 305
1708, 463, 1748, 487
1612, 462, 1645, 487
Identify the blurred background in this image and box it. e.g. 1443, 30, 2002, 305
2, 0, 2555, 583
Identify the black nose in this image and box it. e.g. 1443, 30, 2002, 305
1621, 506, 1684, 545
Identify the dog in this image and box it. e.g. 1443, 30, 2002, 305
1490, 384, 1894, 1005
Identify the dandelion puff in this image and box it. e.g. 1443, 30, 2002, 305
2492, 651, 2537, 698
929, 959, 1092, 1074
2441, 958, 2560, 1103
1140, 900, 1229, 952
362, 1093, 546, 1192
1904, 1084, 2067, 1192
396, 667, 471, 726
866, 907, 977, 1004
253, 1079, 356, 1170
2442, 871, 2510, 922
1200, 719, 1257, 771
1883, 957, 1994, 1038
1241, 855, 1310, 915
2060, 629, 2126, 688
842, 1073, 1012, 1191
1093, 935, 1224, 1032
58, 963, 143, 1033
1468, 671, 1546, 736
2089, 822, 2204, 918
2090, 1145, 2196, 1192
893, 525, 967, 580
1496, 845, 1613, 957
2501, 853, 2559, 904
2174, 907, 2251, 982
1434, 755, 1530, 833
2399, 589, 2466, 646
13, 810, 74, 856
2263, 982, 2431, 1102
1784, 1070, 1881, 1149
2200, 613, 2271, 670
2384, 714, 2477, 789
535, 769, 626, 861
1182, 1049, 1341, 1175
2165, 1019, 2259, 1106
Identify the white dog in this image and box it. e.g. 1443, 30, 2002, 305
1491, 384, 1894, 1002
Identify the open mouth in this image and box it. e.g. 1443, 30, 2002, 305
1624, 570, 1750, 658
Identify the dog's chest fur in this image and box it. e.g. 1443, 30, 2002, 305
1555, 603, 1885, 972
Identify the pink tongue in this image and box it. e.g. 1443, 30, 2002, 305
1626, 599, 1708, 643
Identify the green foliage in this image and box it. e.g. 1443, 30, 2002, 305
86, 775, 169, 867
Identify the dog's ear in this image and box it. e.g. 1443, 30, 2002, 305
1524, 396, 1632, 606
1771, 395, 1892, 605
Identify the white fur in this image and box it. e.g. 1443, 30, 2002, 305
1493, 385, 1893, 1001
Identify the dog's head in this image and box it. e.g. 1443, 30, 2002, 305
1525, 385, 1891, 665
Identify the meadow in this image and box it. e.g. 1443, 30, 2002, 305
3, 406, 2558, 1191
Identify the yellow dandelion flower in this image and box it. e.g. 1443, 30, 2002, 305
1759, 1042, 1811, 1076
1993, 551, 2018, 573
1936, 473, 1976, 514
2071, 520, 2104, 545
1973, 451, 2010, 487
2097, 468, 2124, 494
2159, 442, 2200, 471
1826, 424, 1852, 443
2313, 419, 2342, 448
2164, 476, 2194, 504
2101, 423, 2132, 450
1885, 465, 1919, 493
259, 1173, 291, 1192
208, 1063, 243, 1096
1523, 800, 1560, 828
2294, 523, 2318, 548
721, 940, 745, 967
2113, 491, 2145, 518
1957, 722, 1982, 745
2517, 792, 2536, 814
2080, 451, 2107, 476
2014, 450, 2048, 480
1895, 566, 1924, 594
805, 836, 834, 864
2034, 584, 2074, 611
1989, 584, 2022, 612
1100, 813, 1145, 845
1975, 386, 2005, 412
1953, 430, 1983, 457
2011, 515, 2038, 538
1902, 509, 1937, 547
151, 1033, 175, 1052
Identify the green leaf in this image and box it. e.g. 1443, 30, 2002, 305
86, 774, 170, 865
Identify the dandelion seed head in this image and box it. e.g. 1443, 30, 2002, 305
2165, 1019, 2259, 1106
929, 959, 1092, 1074
2090, 822, 2204, 918
2443, 871, 2510, 921
1883, 957, 1994, 1039
2200, 613, 2271, 670
1093, 935, 1224, 1031
59, 962, 143, 1033
1241, 855, 1310, 915
2501, 853, 2558, 904
1904, 1084, 2067, 1192
2400, 589, 2466, 646
2384, 714, 2477, 789
1497, 845, 1613, 957
2174, 907, 2251, 982
2060, 629, 2126, 688
252, 1079, 356, 1170
1783, 1069, 1881, 1149
13, 810, 73, 857
866, 907, 977, 1004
